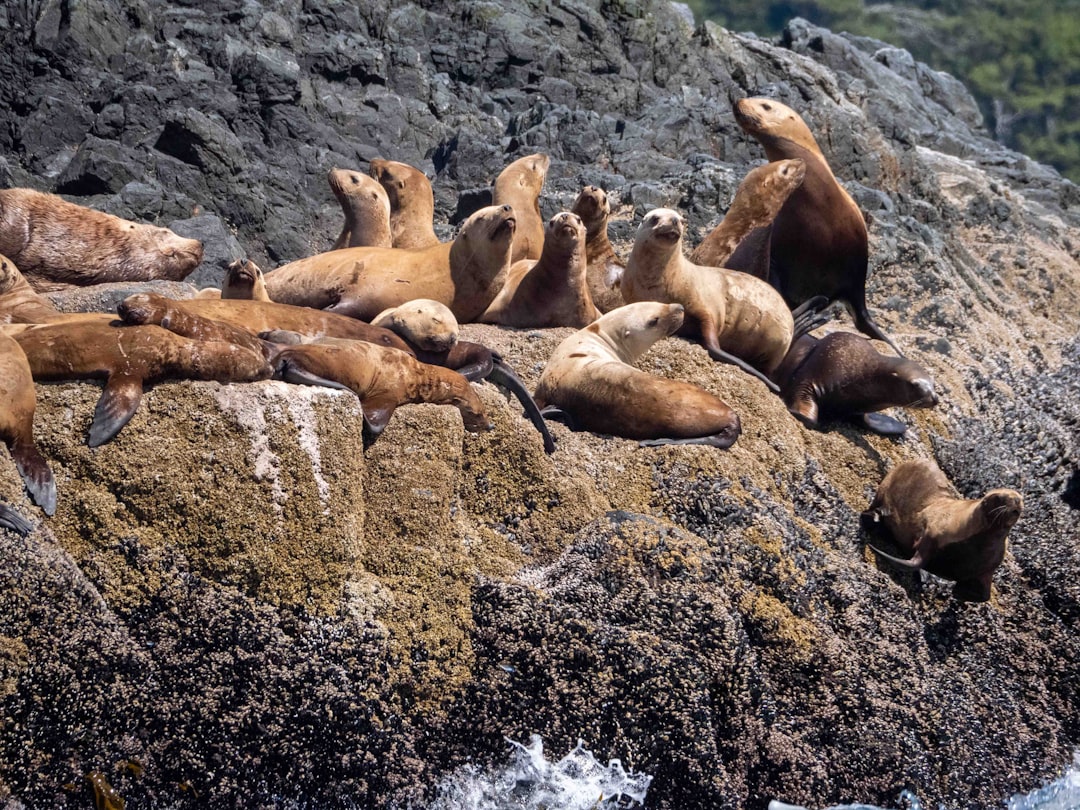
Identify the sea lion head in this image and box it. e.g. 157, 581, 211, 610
733, 97, 820, 156
153, 230, 204, 279
328, 168, 390, 214
458, 204, 517, 247
980, 489, 1023, 530
637, 208, 684, 249
597, 301, 685, 363
371, 299, 459, 354
546, 211, 586, 251
0, 254, 20, 294
572, 185, 610, 226
117, 292, 170, 326
886, 356, 939, 409
496, 153, 550, 196
225, 258, 262, 288
369, 159, 431, 208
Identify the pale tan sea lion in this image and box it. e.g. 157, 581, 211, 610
689, 159, 806, 268
261, 204, 516, 322
0, 188, 203, 292
571, 185, 625, 314
371, 299, 458, 353
480, 211, 600, 328
861, 459, 1023, 601
328, 167, 393, 250
0, 331, 56, 514
492, 153, 549, 263
534, 302, 741, 447
369, 159, 440, 250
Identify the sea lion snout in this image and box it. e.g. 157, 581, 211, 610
982, 490, 1023, 528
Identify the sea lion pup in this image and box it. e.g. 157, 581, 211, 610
328, 168, 393, 250
571, 185, 625, 314
861, 460, 1024, 602
0, 503, 33, 536
729, 98, 900, 355
369, 159, 440, 250
492, 153, 550, 263
534, 302, 742, 448
115, 293, 413, 355
689, 159, 806, 268
622, 208, 812, 393
480, 211, 601, 328
0, 188, 203, 292
264, 332, 492, 440
0, 332, 56, 515
261, 204, 516, 322
371, 299, 555, 453
12, 320, 273, 446
771, 332, 937, 435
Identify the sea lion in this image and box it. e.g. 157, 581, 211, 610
261, 204, 516, 322
571, 185, 625, 314
369, 159, 440, 250
689, 159, 806, 268
480, 211, 600, 328
0, 188, 203, 292
535, 302, 742, 448
861, 459, 1023, 602
772, 331, 937, 435
0, 331, 56, 514
115, 293, 413, 355
729, 97, 900, 354
0, 253, 116, 326
10, 320, 273, 446
622, 208, 804, 392
222, 259, 272, 302
328, 168, 393, 250
370, 299, 555, 453
0, 503, 33, 536
492, 153, 549, 263
267, 334, 492, 439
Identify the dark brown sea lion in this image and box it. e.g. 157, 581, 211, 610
570, 185, 625, 314
861, 459, 1023, 601
730, 98, 900, 354
535, 302, 742, 448
0, 331, 56, 514
492, 153, 549, 263
369, 159, 441, 250
11, 320, 273, 446
0, 188, 203, 293
267, 334, 492, 439
261, 204, 516, 322
480, 211, 600, 328
328, 167, 393, 250
772, 332, 937, 435
689, 159, 805, 268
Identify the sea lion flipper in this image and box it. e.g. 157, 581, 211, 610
361, 397, 396, 438
540, 406, 577, 430
706, 345, 780, 393
487, 358, 556, 454
851, 303, 903, 357
0, 504, 33, 537
868, 544, 924, 571
791, 295, 831, 340
276, 362, 352, 392
10, 440, 57, 516
858, 412, 908, 436
89, 375, 143, 447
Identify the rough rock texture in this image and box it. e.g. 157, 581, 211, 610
0, 1, 1078, 808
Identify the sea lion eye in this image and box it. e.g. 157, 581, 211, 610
761, 102, 772, 111
647, 317, 659, 327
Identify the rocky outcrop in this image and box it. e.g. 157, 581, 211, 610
1, 1, 1078, 808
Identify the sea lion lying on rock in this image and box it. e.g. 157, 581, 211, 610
0, 331, 56, 515
369, 159, 441, 250
0, 188, 203, 292
861, 459, 1023, 602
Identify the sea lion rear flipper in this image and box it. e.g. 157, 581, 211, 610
487, 357, 555, 454
275, 362, 352, 392
857, 412, 908, 436
850, 302, 903, 357
89, 375, 143, 447
639, 434, 736, 450
10, 440, 57, 516
868, 544, 925, 571
706, 345, 780, 394
791, 295, 831, 341
324, 299, 367, 320
954, 574, 993, 603
0, 504, 33, 537
540, 406, 577, 430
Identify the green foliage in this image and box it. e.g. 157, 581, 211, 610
687, 0, 1080, 182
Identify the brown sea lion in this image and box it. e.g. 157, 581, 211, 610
622, 208, 804, 392
0, 253, 116, 326
369, 159, 441, 250
267, 333, 492, 439
689, 159, 806, 268
492, 153, 549, 263
0, 331, 56, 514
222, 259, 272, 302
11, 320, 273, 446
0, 188, 203, 293
729, 98, 900, 354
261, 204, 516, 322
115, 294, 413, 355
480, 211, 600, 328
861, 459, 1023, 601
571, 185, 625, 313
535, 302, 742, 448
328, 168, 393, 250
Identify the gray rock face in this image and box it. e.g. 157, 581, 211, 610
1, 2, 1078, 809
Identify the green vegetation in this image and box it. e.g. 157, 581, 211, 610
687, 0, 1080, 182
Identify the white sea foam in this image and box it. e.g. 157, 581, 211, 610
424, 735, 652, 810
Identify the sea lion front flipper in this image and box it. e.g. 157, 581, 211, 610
360, 397, 396, 438
857, 412, 908, 436
705, 345, 780, 394
850, 301, 903, 357
275, 362, 352, 392
954, 574, 993, 603
0, 504, 33, 536
868, 544, 925, 571
540, 406, 577, 430
638, 434, 735, 449
487, 357, 555, 454
10, 440, 57, 516
89, 374, 144, 447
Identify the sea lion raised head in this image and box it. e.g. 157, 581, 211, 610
328, 168, 392, 249
221, 258, 271, 302
733, 98, 821, 158
492, 153, 550, 262
571, 185, 625, 314
369, 159, 439, 250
